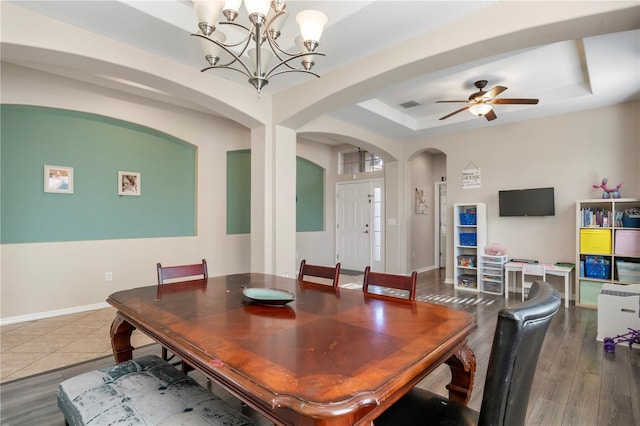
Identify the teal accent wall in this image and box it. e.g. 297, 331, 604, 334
227, 150, 251, 234
1, 105, 196, 244
224, 152, 325, 234
296, 157, 324, 232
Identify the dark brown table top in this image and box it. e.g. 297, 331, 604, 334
108, 273, 476, 426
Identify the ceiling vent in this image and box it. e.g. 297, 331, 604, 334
399, 100, 421, 109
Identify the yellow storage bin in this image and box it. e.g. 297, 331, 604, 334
579, 280, 602, 306
580, 229, 612, 254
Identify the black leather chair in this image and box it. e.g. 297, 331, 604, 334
373, 281, 561, 426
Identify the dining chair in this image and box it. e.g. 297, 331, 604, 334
521, 263, 545, 301
156, 259, 208, 371
157, 258, 208, 284
298, 259, 341, 287
373, 281, 561, 426
362, 266, 418, 300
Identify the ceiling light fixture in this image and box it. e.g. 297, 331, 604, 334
192, 0, 328, 94
468, 103, 492, 117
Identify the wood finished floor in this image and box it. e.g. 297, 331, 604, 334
1, 269, 638, 425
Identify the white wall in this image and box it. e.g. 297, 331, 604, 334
409, 152, 446, 272
0, 63, 252, 322
2, 62, 638, 320
405, 101, 640, 283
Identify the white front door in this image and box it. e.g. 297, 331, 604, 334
336, 181, 372, 271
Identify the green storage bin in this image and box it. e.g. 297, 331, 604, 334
579, 280, 602, 306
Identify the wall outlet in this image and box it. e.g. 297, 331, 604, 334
105, 271, 113, 281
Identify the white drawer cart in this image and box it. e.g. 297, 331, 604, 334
480, 254, 508, 294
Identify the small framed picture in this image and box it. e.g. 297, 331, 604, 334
118, 171, 141, 196
44, 165, 74, 194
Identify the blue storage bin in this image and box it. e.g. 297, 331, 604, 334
584, 255, 611, 279
622, 215, 640, 228
459, 213, 477, 225
459, 233, 477, 246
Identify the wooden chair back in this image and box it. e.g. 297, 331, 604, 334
298, 259, 341, 287
157, 259, 208, 285
362, 266, 417, 300
155, 258, 208, 372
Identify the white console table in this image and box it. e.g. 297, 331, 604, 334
504, 262, 574, 308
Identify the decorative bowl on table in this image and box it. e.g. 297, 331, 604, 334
242, 287, 295, 306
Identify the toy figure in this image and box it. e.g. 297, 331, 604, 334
593, 178, 623, 199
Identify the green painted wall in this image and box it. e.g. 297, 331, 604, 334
227, 150, 251, 234
225, 152, 325, 234
0, 105, 196, 244
296, 157, 324, 232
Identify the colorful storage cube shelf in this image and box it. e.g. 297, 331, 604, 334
580, 228, 612, 254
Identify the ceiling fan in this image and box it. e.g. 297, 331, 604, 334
436, 80, 539, 121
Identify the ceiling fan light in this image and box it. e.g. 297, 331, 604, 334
296, 10, 327, 52
469, 103, 492, 117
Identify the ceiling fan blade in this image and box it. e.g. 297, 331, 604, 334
439, 105, 472, 120
483, 85, 507, 100
435, 100, 469, 103
490, 98, 539, 105
484, 109, 497, 121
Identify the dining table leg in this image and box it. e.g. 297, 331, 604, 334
110, 312, 136, 363
444, 343, 476, 405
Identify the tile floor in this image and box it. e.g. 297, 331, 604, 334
0, 307, 154, 383
0, 274, 363, 383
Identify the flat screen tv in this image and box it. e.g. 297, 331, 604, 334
499, 187, 555, 217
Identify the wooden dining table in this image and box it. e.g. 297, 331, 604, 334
108, 273, 477, 426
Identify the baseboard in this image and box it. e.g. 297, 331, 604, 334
414, 265, 436, 274
0, 301, 111, 326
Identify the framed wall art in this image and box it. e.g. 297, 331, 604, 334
44, 165, 74, 194
118, 171, 140, 196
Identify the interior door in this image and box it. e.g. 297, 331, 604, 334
336, 182, 372, 271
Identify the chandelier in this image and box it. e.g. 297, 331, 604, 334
192, 0, 328, 93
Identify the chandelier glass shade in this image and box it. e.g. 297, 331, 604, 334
468, 103, 493, 117
192, 0, 328, 93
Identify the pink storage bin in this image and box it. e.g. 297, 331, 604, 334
615, 229, 640, 256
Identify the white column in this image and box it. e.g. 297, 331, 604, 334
250, 124, 297, 276
250, 125, 272, 273
273, 125, 297, 277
